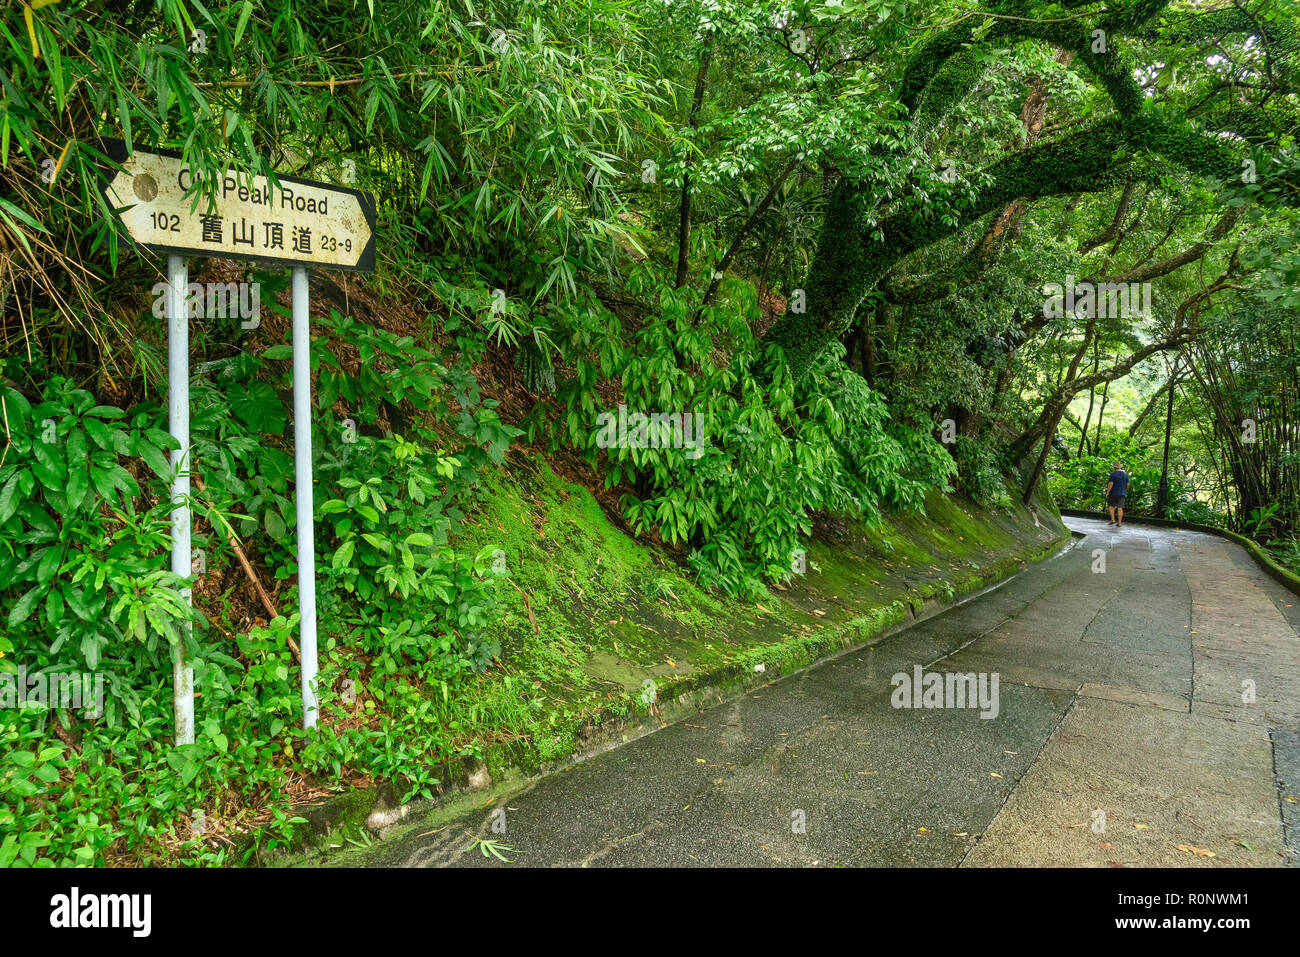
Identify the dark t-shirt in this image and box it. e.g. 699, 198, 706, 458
1107, 470, 1129, 496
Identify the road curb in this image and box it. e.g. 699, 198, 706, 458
1060, 508, 1300, 597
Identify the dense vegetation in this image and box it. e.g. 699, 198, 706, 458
2, 0, 1297, 865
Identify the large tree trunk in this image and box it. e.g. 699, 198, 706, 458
1022, 416, 1061, 504
762, 120, 1132, 382
674, 36, 714, 289
1077, 346, 1101, 456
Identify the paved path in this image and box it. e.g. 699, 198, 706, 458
329, 518, 1300, 868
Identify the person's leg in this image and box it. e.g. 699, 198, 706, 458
1116, 505, 1123, 527
1107, 503, 1116, 524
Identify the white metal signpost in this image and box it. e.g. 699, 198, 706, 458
99, 139, 376, 744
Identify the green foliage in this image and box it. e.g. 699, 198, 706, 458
0, 379, 197, 721
0, 311, 521, 862
0, 730, 92, 867
541, 266, 954, 595
2, 0, 667, 356
199, 311, 523, 799
1048, 435, 1195, 515
1265, 533, 1300, 576
3, 0, 1296, 869
466, 837, 515, 862
953, 437, 1013, 509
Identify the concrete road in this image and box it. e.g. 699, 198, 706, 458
333, 518, 1300, 867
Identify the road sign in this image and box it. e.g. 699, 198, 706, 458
99, 139, 378, 741
99, 139, 376, 272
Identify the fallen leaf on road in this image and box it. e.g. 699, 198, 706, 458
1133, 823, 1150, 830
1237, 841, 1255, 851
858, 770, 878, 775
990, 772, 1003, 779
1065, 823, 1087, 829
952, 832, 968, 838
1095, 842, 1114, 848
1284, 794, 1298, 804
1107, 861, 1127, 868
685, 723, 705, 729
696, 758, 706, 763
1175, 844, 1216, 857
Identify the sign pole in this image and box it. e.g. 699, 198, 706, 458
167, 253, 195, 746
291, 265, 319, 729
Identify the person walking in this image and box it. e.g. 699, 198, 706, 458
1105, 462, 1129, 527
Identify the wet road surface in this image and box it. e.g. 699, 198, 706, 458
322, 518, 1300, 867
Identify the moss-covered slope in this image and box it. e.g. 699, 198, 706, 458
445, 453, 1068, 772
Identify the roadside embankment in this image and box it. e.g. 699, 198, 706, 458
265, 465, 1071, 863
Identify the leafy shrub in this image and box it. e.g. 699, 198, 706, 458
538, 267, 954, 594
1165, 499, 1228, 527
0, 312, 523, 862
0, 379, 194, 724
953, 437, 1012, 508
1047, 436, 1195, 515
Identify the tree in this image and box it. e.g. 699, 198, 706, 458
762, 0, 1300, 384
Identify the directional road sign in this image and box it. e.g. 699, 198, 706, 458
99, 139, 376, 272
